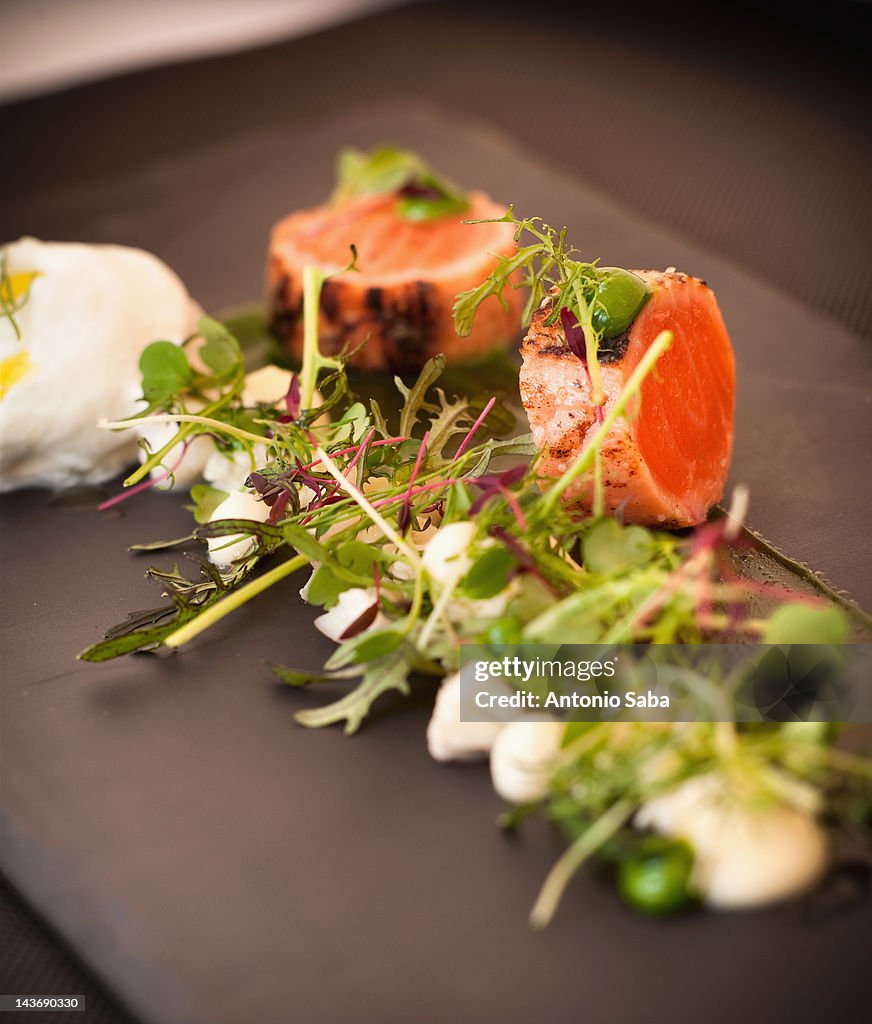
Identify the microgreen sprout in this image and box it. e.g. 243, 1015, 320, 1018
75, 212, 871, 929
331, 146, 469, 223
453, 210, 652, 409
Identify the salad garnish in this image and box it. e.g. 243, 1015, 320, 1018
525, 715, 872, 926
330, 146, 469, 223
453, 209, 650, 407
79, 213, 871, 925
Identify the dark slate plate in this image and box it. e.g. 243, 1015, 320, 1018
2, 104, 871, 1024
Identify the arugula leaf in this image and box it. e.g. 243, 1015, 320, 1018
397, 355, 444, 438
294, 652, 411, 734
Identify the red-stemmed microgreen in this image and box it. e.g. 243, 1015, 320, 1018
97, 441, 190, 511
397, 430, 430, 534
454, 397, 495, 460
75, 200, 872, 938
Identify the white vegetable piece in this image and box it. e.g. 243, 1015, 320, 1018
202, 447, 256, 494
420, 521, 514, 620
636, 773, 828, 909
426, 671, 506, 763
421, 521, 476, 587
0, 237, 201, 491
490, 720, 566, 803
299, 569, 317, 603
313, 588, 384, 643
241, 365, 295, 406
206, 490, 270, 567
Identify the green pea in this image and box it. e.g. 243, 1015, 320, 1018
483, 618, 524, 647
617, 837, 696, 915
590, 268, 651, 339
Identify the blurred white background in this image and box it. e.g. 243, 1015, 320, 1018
0, 0, 405, 104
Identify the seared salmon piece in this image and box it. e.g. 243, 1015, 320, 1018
267, 192, 522, 373
520, 271, 735, 528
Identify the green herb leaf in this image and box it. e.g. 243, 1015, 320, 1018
294, 653, 411, 734
139, 341, 192, 405
195, 518, 284, 543
349, 629, 405, 663
763, 603, 849, 645
332, 147, 426, 203
444, 481, 473, 520
397, 193, 468, 223
0, 251, 41, 341
188, 484, 228, 525
128, 535, 196, 553
306, 565, 348, 609
283, 523, 330, 563
198, 317, 243, 379
584, 518, 654, 574
459, 546, 515, 600
331, 147, 469, 223
326, 627, 404, 669
336, 540, 390, 575
397, 354, 444, 438
268, 662, 339, 687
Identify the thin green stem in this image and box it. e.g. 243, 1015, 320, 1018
530, 798, 634, 929
299, 265, 326, 410
164, 554, 307, 649
542, 330, 673, 514
314, 446, 421, 567
120, 386, 242, 487
401, 569, 426, 639
102, 412, 269, 448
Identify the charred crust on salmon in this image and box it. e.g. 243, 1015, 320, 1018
379, 281, 438, 373
267, 187, 521, 371
268, 273, 302, 342
524, 307, 631, 364
320, 280, 342, 324
598, 328, 631, 363
365, 286, 385, 315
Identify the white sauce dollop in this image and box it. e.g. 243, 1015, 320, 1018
490, 720, 566, 803
636, 773, 828, 909
0, 238, 201, 491
426, 671, 506, 763
206, 490, 271, 567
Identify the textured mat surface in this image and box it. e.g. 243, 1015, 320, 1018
0, 877, 138, 1024
2, 0, 871, 340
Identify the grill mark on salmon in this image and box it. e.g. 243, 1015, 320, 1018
266, 191, 523, 373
